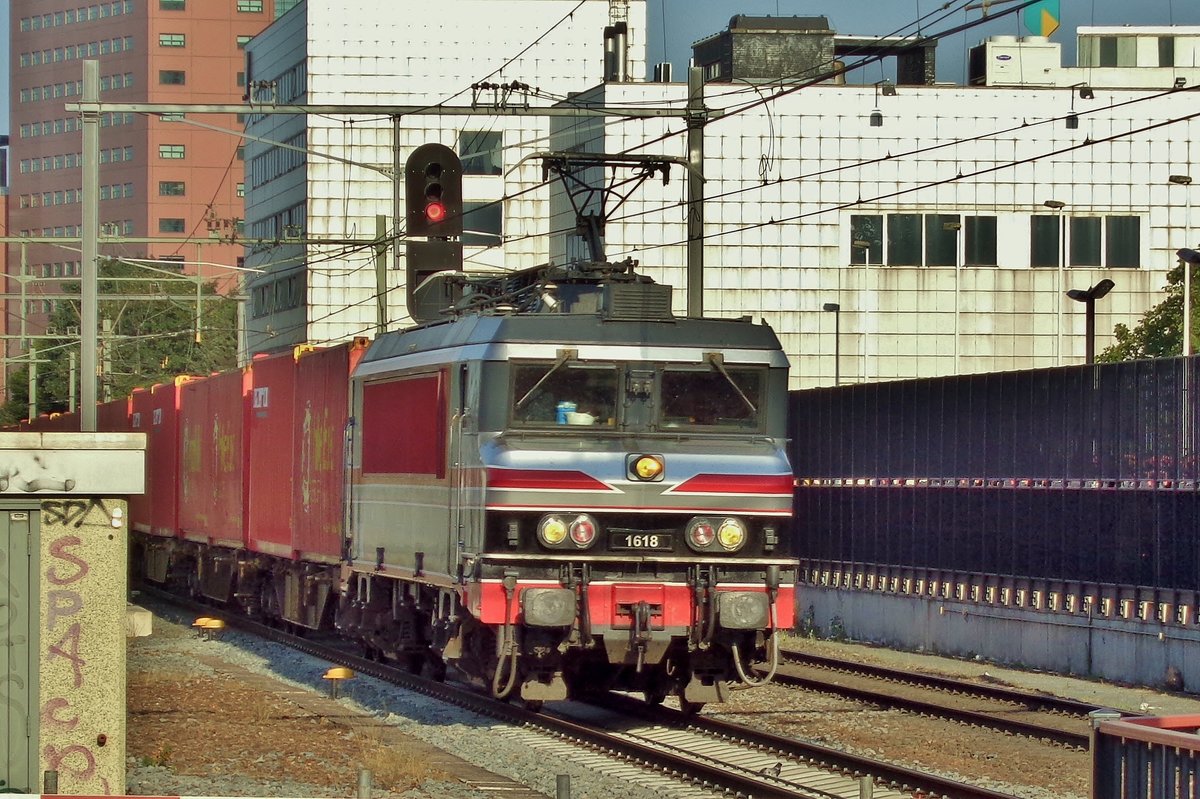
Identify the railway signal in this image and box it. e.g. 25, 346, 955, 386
405, 143, 463, 237
405, 143, 465, 322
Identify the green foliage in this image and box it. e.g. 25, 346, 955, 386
0, 258, 238, 425
1097, 262, 1197, 362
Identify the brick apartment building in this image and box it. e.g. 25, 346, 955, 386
7, 0, 298, 386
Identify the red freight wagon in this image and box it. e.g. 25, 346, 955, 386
97, 397, 131, 432
245, 348, 303, 558
290, 339, 368, 560
130, 378, 190, 538
178, 369, 247, 548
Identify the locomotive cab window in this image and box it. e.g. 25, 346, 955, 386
660, 365, 763, 431
512, 361, 618, 427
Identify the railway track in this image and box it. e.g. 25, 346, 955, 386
141, 586, 1025, 799
769, 649, 1103, 749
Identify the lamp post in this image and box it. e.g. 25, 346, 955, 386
1065, 279, 1115, 364
1043, 199, 1067, 365
823, 302, 841, 386
1169, 174, 1193, 356
944, 220, 963, 372
1177, 248, 1200, 357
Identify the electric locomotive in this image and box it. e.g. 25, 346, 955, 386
335, 259, 796, 708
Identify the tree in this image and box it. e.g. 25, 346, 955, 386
1097, 260, 1197, 362
0, 258, 239, 425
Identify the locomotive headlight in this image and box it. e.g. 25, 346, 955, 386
627, 454, 665, 482
686, 517, 716, 550
717, 518, 747, 551
717, 591, 770, 629
568, 514, 598, 547
538, 515, 568, 546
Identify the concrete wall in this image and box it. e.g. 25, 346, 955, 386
801, 586, 1200, 692
38, 496, 129, 795
0, 432, 145, 795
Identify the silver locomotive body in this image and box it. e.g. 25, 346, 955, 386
340, 276, 797, 707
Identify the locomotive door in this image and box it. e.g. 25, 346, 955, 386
448, 363, 477, 574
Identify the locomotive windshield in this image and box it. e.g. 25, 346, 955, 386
512, 362, 620, 427
510, 359, 767, 432
661, 366, 762, 430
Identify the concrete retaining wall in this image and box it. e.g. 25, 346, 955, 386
801, 586, 1200, 692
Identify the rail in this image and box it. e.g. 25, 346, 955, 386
1091, 712, 1200, 799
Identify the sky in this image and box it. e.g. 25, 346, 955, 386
2, 0, 1200, 137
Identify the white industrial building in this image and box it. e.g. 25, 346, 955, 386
242, 4, 1200, 388
242, 0, 645, 352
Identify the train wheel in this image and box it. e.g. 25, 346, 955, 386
421, 657, 447, 682
679, 699, 705, 715
643, 689, 667, 706
522, 700, 544, 712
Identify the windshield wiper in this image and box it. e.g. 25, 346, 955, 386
515, 348, 578, 410
704, 352, 757, 414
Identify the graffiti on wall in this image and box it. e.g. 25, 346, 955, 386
0, 453, 76, 493
40, 498, 122, 795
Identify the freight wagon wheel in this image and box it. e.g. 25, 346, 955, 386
643, 688, 667, 706
523, 700, 544, 712
679, 699, 705, 715
421, 657, 447, 682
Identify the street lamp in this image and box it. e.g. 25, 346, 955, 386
1065, 279, 1115, 364
1169, 174, 1193, 356
1043, 199, 1067, 365
823, 302, 841, 386
1177, 248, 1200, 357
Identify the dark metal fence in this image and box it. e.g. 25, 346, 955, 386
790, 357, 1200, 591
1092, 712, 1200, 799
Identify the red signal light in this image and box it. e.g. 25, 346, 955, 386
425, 200, 447, 224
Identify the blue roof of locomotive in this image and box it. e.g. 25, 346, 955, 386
363, 312, 784, 365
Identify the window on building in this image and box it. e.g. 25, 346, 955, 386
1070, 217, 1102, 266
236, 35, 253, 49
1032, 215, 1140, 268
159, 70, 186, 85
849, 215, 883, 264
924, 214, 960, 267
964, 216, 998, 266
236, 71, 246, 87
159, 33, 185, 47
1098, 36, 1136, 67
159, 0, 184, 8
462, 202, 503, 246
1153, 37, 1178, 65
851, 212, 998, 267
1031, 216, 1061, 267
236, 146, 245, 160
1106, 216, 1141, 267
159, 144, 186, 159
459, 130, 503, 175
159, 181, 186, 196
236, 183, 245, 197
887, 214, 922, 266
236, 0, 263, 11
159, 218, 186, 233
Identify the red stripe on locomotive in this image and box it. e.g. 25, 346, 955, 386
486, 467, 617, 492
668, 473, 795, 495
468, 580, 796, 628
